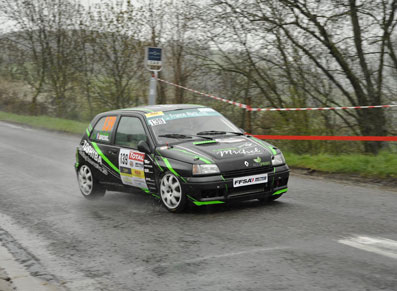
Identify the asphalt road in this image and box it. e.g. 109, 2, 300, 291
0, 121, 396, 291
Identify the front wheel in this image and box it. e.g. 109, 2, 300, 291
78, 164, 105, 200
160, 173, 187, 213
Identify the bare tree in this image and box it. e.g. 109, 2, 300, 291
0, 0, 85, 117
209, 0, 397, 153
88, 0, 145, 109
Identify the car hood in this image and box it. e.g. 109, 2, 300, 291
157, 136, 277, 172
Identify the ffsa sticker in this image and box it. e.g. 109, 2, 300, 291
233, 173, 268, 188
119, 149, 147, 189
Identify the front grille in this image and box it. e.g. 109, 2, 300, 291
227, 182, 271, 198
222, 166, 271, 179
201, 189, 224, 199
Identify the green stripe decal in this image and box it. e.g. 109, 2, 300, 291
220, 175, 228, 193
254, 138, 277, 156
155, 158, 164, 171
88, 124, 93, 131
91, 142, 120, 174
141, 188, 160, 198
273, 189, 288, 196
193, 140, 217, 145
187, 195, 224, 206
86, 128, 90, 137
193, 200, 225, 206
161, 157, 187, 183
151, 154, 164, 172
171, 148, 212, 164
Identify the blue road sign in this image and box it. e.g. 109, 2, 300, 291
148, 47, 162, 62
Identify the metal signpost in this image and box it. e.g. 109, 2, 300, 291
145, 47, 163, 105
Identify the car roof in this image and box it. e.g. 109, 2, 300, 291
101, 104, 206, 116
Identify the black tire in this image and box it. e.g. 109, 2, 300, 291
159, 172, 187, 213
77, 164, 105, 200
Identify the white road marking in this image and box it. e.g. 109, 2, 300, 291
125, 246, 286, 275
0, 213, 101, 291
0, 241, 62, 291
0, 122, 32, 131
338, 235, 397, 259
174, 246, 287, 264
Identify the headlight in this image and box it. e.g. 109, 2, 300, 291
192, 164, 220, 175
272, 152, 285, 166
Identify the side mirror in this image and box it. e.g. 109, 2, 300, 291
239, 128, 245, 134
137, 140, 151, 154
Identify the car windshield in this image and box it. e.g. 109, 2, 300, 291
145, 107, 241, 145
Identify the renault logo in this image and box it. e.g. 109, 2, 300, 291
244, 161, 249, 167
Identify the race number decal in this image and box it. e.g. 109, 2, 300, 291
119, 149, 147, 189
148, 118, 166, 126
102, 116, 117, 131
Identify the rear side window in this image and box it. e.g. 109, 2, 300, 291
90, 116, 117, 143
115, 116, 147, 149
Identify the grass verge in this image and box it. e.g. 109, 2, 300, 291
1, 111, 396, 179
284, 152, 397, 179
0, 111, 87, 135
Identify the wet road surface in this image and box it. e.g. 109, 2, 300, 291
0, 121, 396, 291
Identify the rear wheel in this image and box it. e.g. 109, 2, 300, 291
78, 164, 105, 200
160, 173, 187, 213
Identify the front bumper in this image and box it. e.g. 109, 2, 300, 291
183, 165, 289, 206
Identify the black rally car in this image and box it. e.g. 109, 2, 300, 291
75, 104, 289, 212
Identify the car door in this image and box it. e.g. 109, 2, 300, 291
113, 115, 158, 193
88, 114, 120, 183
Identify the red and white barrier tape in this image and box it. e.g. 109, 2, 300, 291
154, 75, 397, 111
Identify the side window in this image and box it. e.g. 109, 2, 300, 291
90, 116, 117, 144
115, 116, 147, 149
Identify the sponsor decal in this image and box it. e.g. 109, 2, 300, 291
244, 161, 249, 167
215, 147, 262, 158
129, 151, 145, 162
144, 159, 151, 164
148, 118, 166, 126
149, 109, 221, 122
82, 140, 102, 165
79, 150, 108, 175
233, 174, 268, 188
253, 157, 271, 167
119, 149, 147, 189
96, 132, 110, 142
214, 142, 263, 158
145, 111, 164, 118
120, 166, 132, 174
